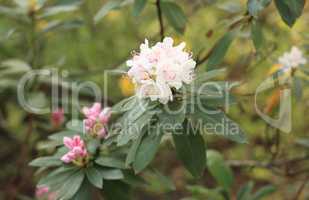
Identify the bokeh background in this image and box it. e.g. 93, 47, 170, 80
0, 0, 309, 199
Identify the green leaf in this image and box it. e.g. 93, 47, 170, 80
86, 167, 103, 189
122, 170, 147, 187
187, 185, 225, 200
133, 0, 147, 17
29, 156, 62, 167
295, 138, 309, 148
274, 0, 305, 27
237, 181, 254, 200
96, 157, 126, 169
125, 130, 145, 167
157, 100, 186, 129
133, 129, 163, 173
87, 138, 101, 154
117, 105, 156, 146
247, 0, 272, 17
161, 1, 187, 34
112, 96, 137, 113
100, 169, 124, 180
37, 140, 63, 150
190, 109, 247, 144
38, 166, 78, 191
71, 179, 93, 200
251, 20, 264, 50
150, 168, 176, 191
172, 120, 206, 178
0, 59, 31, 77
41, 4, 79, 18
206, 32, 234, 70
293, 76, 303, 100
94, 0, 123, 24
252, 185, 276, 200
56, 170, 85, 199
207, 150, 234, 190
48, 130, 75, 141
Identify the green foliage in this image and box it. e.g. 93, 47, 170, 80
247, 0, 272, 17
161, 1, 187, 34
94, 0, 125, 24
237, 182, 276, 200
133, 129, 163, 173
274, 0, 305, 27
172, 120, 207, 178
206, 32, 235, 70
207, 150, 234, 191
133, 0, 147, 17
85, 167, 103, 189
251, 20, 264, 51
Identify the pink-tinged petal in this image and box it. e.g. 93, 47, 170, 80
97, 128, 107, 138
36, 186, 49, 198
90, 103, 101, 114
99, 107, 111, 124
61, 154, 72, 163
73, 135, 82, 146
82, 149, 88, 157
72, 146, 83, 156
63, 137, 73, 149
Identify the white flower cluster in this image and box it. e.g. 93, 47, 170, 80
126, 37, 196, 104
278, 46, 307, 71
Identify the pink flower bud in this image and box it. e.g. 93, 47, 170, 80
36, 186, 49, 198
51, 108, 64, 128
82, 103, 111, 138
61, 135, 87, 164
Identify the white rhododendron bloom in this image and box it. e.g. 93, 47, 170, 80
278, 46, 307, 71
127, 37, 196, 104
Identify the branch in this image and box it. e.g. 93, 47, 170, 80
196, 15, 253, 66
156, 0, 164, 41
292, 175, 309, 200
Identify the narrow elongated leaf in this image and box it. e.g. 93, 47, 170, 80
172, 120, 206, 178
133, 0, 147, 17
247, 0, 271, 17
161, 1, 187, 33
252, 185, 276, 200
187, 185, 225, 200
125, 131, 145, 166
96, 157, 126, 169
57, 170, 85, 199
48, 130, 75, 141
133, 129, 163, 173
94, 0, 123, 24
100, 169, 124, 180
207, 150, 234, 190
122, 170, 147, 187
86, 167, 103, 189
29, 156, 62, 167
206, 32, 234, 70
71, 179, 93, 200
191, 109, 247, 144
251, 20, 264, 50
237, 181, 254, 200
41, 4, 79, 17
274, 0, 305, 27
38, 166, 78, 191
293, 76, 303, 100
